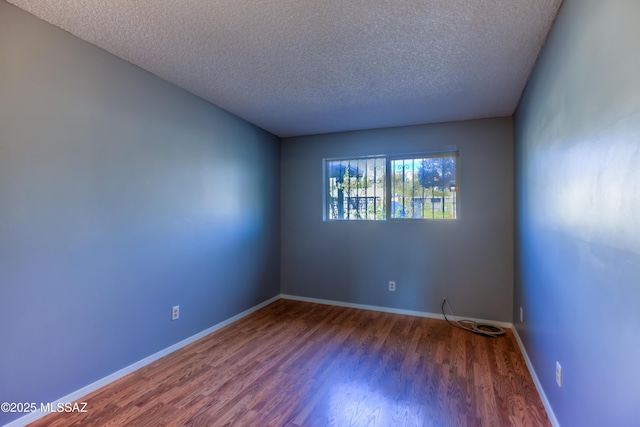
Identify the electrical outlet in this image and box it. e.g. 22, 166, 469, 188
555, 361, 562, 387
388, 281, 396, 291
171, 305, 180, 321
520, 307, 523, 323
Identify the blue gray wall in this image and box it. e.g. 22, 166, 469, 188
281, 118, 514, 321
0, 3, 279, 424
514, 0, 640, 425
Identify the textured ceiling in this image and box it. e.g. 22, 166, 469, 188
7, 0, 562, 137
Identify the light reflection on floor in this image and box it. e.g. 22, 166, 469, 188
327, 383, 427, 427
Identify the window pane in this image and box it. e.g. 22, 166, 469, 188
326, 157, 386, 220
391, 155, 457, 219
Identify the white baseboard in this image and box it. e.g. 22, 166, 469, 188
512, 326, 560, 427
279, 294, 513, 329
3, 295, 280, 427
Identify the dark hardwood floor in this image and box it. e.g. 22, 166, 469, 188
29, 299, 550, 426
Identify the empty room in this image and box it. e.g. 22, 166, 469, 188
1, 0, 638, 426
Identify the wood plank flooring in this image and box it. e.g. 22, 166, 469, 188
28, 299, 550, 427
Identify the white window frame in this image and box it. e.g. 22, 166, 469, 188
323, 151, 459, 221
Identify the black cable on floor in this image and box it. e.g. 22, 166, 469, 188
441, 298, 505, 337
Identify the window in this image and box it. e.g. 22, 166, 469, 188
325, 157, 386, 220
391, 154, 457, 219
325, 152, 457, 221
